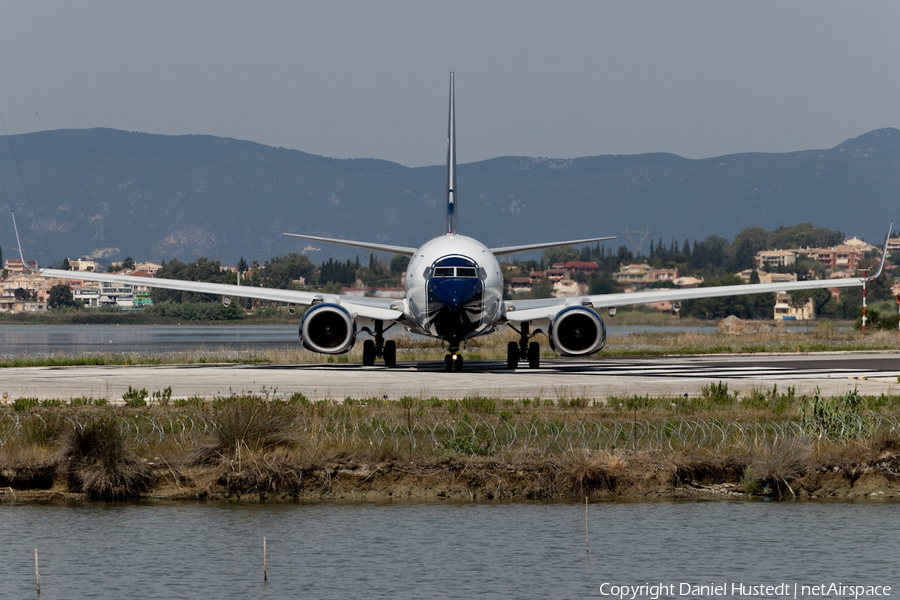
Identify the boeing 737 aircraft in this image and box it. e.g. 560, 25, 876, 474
40, 73, 890, 371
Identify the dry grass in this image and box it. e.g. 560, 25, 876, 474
57, 415, 153, 499
0, 390, 898, 500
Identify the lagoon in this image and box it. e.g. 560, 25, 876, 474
0, 499, 895, 599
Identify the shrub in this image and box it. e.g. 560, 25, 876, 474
122, 386, 149, 407
209, 395, 297, 456
59, 415, 152, 499
11, 397, 39, 411
151, 386, 172, 406
174, 396, 204, 407
700, 381, 736, 406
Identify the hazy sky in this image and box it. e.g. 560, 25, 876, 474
2, 1, 900, 167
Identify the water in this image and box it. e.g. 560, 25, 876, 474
0, 499, 896, 598
0, 323, 820, 355
0, 324, 300, 355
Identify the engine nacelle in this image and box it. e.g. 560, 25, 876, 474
299, 303, 357, 354
548, 306, 606, 357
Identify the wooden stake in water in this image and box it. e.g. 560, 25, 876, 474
263, 537, 267, 582
35, 548, 40, 594
585, 496, 589, 555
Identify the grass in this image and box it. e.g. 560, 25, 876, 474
0, 386, 898, 499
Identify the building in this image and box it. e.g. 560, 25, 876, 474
136, 262, 163, 275
774, 292, 815, 321
74, 287, 101, 307
737, 270, 798, 284
755, 250, 796, 269
653, 268, 679, 282
673, 276, 703, 288
67, 258, 98, 272
3, 259, 38, 274
614, 263, 654, 285
550, 261, 600, 275
844, 237, 878, 253
798, 245, 866, 272
552, 279, 585, 297
509, 277, 532, 293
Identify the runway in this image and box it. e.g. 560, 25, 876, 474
2, 351, 899, 402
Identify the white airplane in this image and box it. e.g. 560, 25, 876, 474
40, 73, 890, 371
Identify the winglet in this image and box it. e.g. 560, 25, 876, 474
445, 72, 458, 236
865, 221, 893, 280
11, 211, 38, 272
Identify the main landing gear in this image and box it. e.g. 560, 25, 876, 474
507, 322, 540, 369
361, 320, 397, 367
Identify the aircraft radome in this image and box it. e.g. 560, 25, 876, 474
39, 73, 891, 371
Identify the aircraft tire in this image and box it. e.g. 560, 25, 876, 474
454, 354, 463, 371
528, 342, 540, 369
506, 341, 518, 369
383, 340, 397, 367
363, 340, 376, 366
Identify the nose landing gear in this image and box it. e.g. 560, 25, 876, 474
444, 352, 463, 371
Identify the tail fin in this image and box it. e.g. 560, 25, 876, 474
444, 72, 458, 235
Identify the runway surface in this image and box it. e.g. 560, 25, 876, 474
2, 351, 899, 402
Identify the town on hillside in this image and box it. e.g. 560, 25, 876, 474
3, 224, 897, 324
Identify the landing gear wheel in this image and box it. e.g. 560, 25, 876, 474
383, 340, 397, 367
528, 342, 540, 369
362, 340, 376, 366
454, 354, 463, 371
444, 354, 453, 371
507, 341, 519, 369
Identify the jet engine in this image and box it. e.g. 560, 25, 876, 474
299, 303, 357, 354
548, 306, 606, 357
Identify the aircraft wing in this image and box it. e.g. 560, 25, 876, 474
505, 223, 893, 323
503, 275, 866, 323
39, 269, 404, 322
489, 236, 616, 256
283, 233, 417, 256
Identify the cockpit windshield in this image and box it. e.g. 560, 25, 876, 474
429, 256, 480, 278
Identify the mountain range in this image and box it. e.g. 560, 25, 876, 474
1, 127, 899, 266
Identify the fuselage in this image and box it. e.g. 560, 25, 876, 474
405, 234, 503, 348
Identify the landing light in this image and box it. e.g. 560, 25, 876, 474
452, 354, 458, 360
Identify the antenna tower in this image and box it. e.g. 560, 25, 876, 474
621, 225, 652, 256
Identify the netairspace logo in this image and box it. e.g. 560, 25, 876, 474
598, 582, 892, 600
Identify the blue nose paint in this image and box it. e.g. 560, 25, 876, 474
427, 277, 483, 310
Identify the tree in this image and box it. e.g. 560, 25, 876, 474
122, 256, 136, 270
530, 276, 554, 299
62, 258, 71, 271
237, 257, 248, 273
47, 284, 82, 309
390, 254, 410, 275
542, 245, 578, 268
14, 288, 34, 301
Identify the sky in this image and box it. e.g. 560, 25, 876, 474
2, 1, 900, 168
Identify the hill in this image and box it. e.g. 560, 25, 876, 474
1, 127, 899, 266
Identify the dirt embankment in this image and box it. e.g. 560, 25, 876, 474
4, 455, 899, 503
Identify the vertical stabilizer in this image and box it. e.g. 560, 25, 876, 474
445, 72, 458, 235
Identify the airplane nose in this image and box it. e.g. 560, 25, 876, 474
428, 278, 483, 311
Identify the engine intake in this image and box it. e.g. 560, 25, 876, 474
548, 306, 606, 357
299, 303, 356, 354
